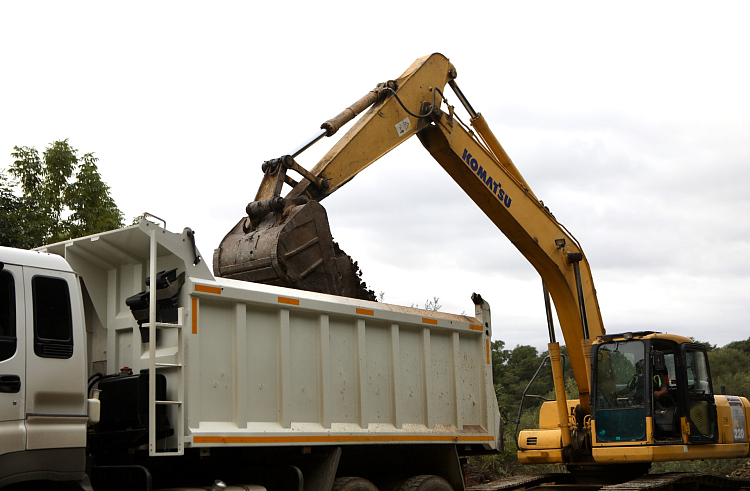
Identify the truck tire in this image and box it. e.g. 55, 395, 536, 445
331, 477, 379, 491
394, 475, 453, 491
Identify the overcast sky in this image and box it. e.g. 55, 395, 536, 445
1, 1, 748, 352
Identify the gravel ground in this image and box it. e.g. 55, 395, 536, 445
730, 460, 750, 479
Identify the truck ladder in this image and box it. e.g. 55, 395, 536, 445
145, 227, 185, 456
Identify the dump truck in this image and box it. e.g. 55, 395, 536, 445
0, 217, 500, 490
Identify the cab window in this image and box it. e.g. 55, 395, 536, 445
685, 350, 712, 395
594, 340, 647, 442
0, 270, 16, 362
32, 276, 73, 359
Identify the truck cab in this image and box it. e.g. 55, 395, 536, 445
0, 248, 89, 487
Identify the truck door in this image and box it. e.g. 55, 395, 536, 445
680, 344, 718, 443
0, 264, 26, 456
23, 267, 88, 451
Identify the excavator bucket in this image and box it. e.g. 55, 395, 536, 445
213, 201, 375, 300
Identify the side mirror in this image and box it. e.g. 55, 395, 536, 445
653, 350, 666, 371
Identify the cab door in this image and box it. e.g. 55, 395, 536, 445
0, 264, 26, 456
23, 267, 88, 451
680, 344, 718, 443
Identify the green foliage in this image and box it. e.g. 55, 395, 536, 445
1, 140, 123, 248
411, 297, 442, 311
491, 341, 578, 425
65, 152, 123, 239
724, 337, 750, 354
493, 342, 551, 423
0, 171, 36, 248
709, 347, 750, 399
690, 338, 717, 352
651, 458, 748, 476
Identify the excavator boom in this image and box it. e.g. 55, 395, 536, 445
212, 57, 611, 471
214, 52, 604, 399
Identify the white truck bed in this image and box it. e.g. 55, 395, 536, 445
40, 219, 500, 452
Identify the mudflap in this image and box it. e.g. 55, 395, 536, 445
214, 201, 375, 300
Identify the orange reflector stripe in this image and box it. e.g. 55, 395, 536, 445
278, 296, 300, 306
192, 297, 198, 334
195, 284, 222, 295
193, 434, 492, 444
486, 339, 490, 364
422, 318, 438, 325
470, 324, 483, 331
356, 308, 374, 316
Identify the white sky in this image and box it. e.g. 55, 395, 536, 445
1, 1, 748, 352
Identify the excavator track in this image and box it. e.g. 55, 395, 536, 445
600, 473, 750, 490
468, 473, 750, 491
467, 474, 568, 490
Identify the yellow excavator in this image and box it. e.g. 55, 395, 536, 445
214, 54, 749, 488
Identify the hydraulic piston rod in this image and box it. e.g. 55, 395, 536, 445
287, 81, 397, 159
288, 129, 327, 158
448, 80, 539, 202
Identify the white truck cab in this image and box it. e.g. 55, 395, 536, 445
0, 247, 89, 487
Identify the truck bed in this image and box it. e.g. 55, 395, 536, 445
40, 219, 500, 453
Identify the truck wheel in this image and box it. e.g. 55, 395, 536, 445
331, 477, 379, 491
394, 475, 453, 491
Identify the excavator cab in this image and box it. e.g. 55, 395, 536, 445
591, 332, 718, 446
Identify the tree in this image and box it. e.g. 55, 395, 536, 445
0, 171, 32, 248
1, 139, 124, 248
410, 297, 442, 311
64, 152, 123, 239
724, 337, 750, 354
708, 347, 750, 398
493, 342, 554, 422
690, 338, 717, 352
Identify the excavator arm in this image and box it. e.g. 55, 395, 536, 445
417, 105, 605, 404
215, 52, 605, 415
286, 54, 456, 202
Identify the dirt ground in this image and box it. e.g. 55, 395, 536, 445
466, 458, 750, 488
465, 461, 497, 487
730, 459, 750, 479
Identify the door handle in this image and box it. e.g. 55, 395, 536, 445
0, 374, 21, 393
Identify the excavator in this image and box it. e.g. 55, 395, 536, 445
213, 54, 750, 489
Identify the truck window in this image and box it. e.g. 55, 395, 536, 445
0, 270, 16, 362
32, 275, 73, 359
